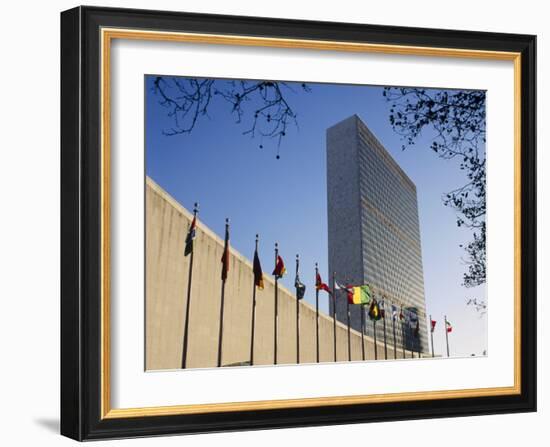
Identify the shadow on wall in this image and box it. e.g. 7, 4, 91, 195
34, 418, 59, 433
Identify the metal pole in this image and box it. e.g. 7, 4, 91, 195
430, 314, 434, 358
414, 326, 418, 358
360, 304, 365, 361
346, 291, 351, 361
382, 299, 388, 360
181, 203, 198, 369
401, 307, 406, 359
296, 254, 300, 364
417, 315, 421, 358
373, 319, 378, 360
217, 278, 227, 367
407, 309, 413, 358
410, 324, 414, 359
332, 272, 337, 362
249, 235, 259, 366
392, 305, 397, 360
274, 243, 279, 365
217, 218, 229, 368
315, 263, 319, 363
445, 315, 450, 357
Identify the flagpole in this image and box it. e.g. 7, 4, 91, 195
181, 202, 198, 369
401, 306, 406, 359
346, 285, 351, 362
410, 320, 414, 358
249, 235, 259, 366
382, 298, 388, 360
392, 304, 397, 360
414, 314, 419, 358
445, 315, 450, 357
418, 314, 422, 357
360, 304, 365, 361
410, 325, 415, 358
430, 314, 434, 358
315, 263, 320, 363
331, 272, 337, 362
418, 320, 421, 357
274, 243, 279, 365
217, 218, 229, 368
373, 319, 378, 360
295, 254, 300, 365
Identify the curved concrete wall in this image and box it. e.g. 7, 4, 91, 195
146, 177, 409, 370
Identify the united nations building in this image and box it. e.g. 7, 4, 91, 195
327, 115, 429, 355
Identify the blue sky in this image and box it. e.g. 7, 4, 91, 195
145, 76, 487, 358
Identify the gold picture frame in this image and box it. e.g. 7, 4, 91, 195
61, 6, 536, 440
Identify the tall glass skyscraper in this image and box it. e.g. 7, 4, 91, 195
327, 115, 428, 355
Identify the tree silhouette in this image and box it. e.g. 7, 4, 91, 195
383, 87, 486, 298
152, 77, 311, 151
466, 297, 487, 316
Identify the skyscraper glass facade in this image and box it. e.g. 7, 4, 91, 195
327, 115, 428, 355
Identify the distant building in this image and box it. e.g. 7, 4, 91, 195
327, 115, 429, 354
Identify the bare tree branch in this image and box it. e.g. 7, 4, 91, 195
384, 87, 486, 290
152, 76, 311, 147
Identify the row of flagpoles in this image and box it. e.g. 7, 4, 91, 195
180, 205, 453, 368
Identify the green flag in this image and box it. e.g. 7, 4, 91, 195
350, 285, 371, 305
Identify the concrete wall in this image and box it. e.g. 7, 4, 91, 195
146, 177, 410, 370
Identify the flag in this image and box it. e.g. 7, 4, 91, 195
334, 281, 349, 291
334, 281, 346, 290
220, 223, 230, 281
391, 305, 398, 321
335, 281, 353, 303
414, 319, 420, 338
379, 299, 386, 319
350, 285, 371, 305
253, 248, 264, 289
295, 273, 306, 300
446, 320, 453, 333
430, 319, 437, 333
184, 216, 196, 256
272, 255, 286, 278
399, 308, 404, 321
405, 307, 418, 327
315, 272, 331, 294
368, 299, 381, 320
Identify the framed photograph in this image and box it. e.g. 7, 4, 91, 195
60, 6, 536, 441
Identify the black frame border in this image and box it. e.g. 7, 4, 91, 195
60, 6, 536, 441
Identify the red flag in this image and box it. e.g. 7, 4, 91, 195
220, 222, 230, 281
315, 272, 331, 294
431, 319, 437, 333
346, 287, 354, 304
272, 255, 286, 278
